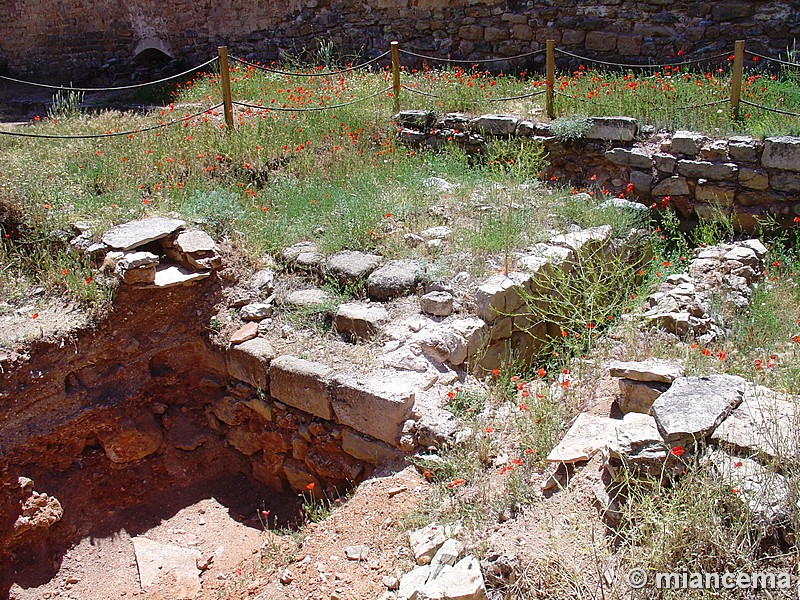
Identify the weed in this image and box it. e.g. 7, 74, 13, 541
550, 114, 592, 143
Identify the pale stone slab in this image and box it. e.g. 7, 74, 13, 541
409, 523, 460, 566
270, 356, 334, 420
587, 116, 638, 142
174, 229, 216, 253
422, 555, 488, 600
132, 537, 201, 597
546, 413, 619, 464
367, 259, 423, 301
608, 358, 684, 384
324, 250, 383, 285
229, 322, 258, 345
151, 264, 210, 288
285, 288, 332, 308
651, 375, 745, 444
610, 412, 668, 476
711, 384, 799, 460
102, 217, 185, 250
420, 291, 454, 317
341, 428, 398, 465
332, 371, 415, 445
473, 272, 532, 323
706, 449, 790, 524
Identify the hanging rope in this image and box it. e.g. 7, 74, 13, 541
554, 48, 731, 70
229, 52, 391, 78
232, 86, 392, 112
0, 58, 219, 92
398, 48, 545, 65
0, 104, 223, 139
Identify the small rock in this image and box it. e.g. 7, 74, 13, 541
285, 288, 333, 309
387, 486, 408, 498
241, 302, 273, 321
420, 291, 455, 317
383, 575, 400, 590
345, 545, 370, 561
280, 569, 293, 584
230, 322, 259, 345
65, 576, 80, 585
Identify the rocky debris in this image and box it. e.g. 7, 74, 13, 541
367, 259, 423, 301
641, 239, 766, 340
281, 241, 325, 272
345, 544, 370, 561
399, 554, 487, 600
132, 536, 202, 598
711, 384, 799, 460
546, 413, 619, 465
413, 324, 468, 366
12, 483, 63, 539
650, 375, 745, 445
408, 523, 460, 566
165, 418, 209, 451
173, 229, 222, 270
420, 291, 455, 317
101, 217, 185, 251
481, 553, 518, 590
429, 538, 464, 580
97, 414, 163, 463
423, 176, 456, 194
111, 251, 159, 284
324, 250, 384, 286
608, 358, 684, 384
335, 302, 389, 341
284, 288, 333, 309
240, 302, 273, 321
420, 226, 453, 241
706, 450, 790, 524
473, 272, 532, 324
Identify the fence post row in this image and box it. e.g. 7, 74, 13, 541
211, 39, 749, 129
218, 46, 235, 131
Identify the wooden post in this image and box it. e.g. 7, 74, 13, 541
546, 40, 555, 119
730, 40, 745, 120
391, 41, 401, 114
218, 46, 234, 131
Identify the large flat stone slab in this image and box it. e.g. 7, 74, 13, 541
269, 356, 334, 420
706, 449, 790, 524
102, 217, 185, 251
546, 413, 618, 464
151, 264, 210, 288
608, 358, 684, 384
324, 250, 383, 285
132, 537, 201, 598
332, 370, 415, 445
367, 260, 423, 301
711, 384, 798, 460
334, 302, 389, 341
651, 375, 745, 444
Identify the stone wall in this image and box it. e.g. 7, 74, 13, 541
395, 111, 800, 232
1, 1, 797, 82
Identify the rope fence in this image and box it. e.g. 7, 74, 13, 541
1, 39, 799, 138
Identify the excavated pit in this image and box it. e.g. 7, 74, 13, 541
0, 277, 381, 597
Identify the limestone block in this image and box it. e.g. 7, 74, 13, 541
332, 371, 415, 445
269, 356, 334, 420
226, 337, 274, 390
586, 117, 637, 142
604, 147, 651, 169
676, 160, 737, 181
762, 136, 800, 171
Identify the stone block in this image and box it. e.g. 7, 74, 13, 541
332, 371, 415, 445
102, 217, 185, 251
546, 413, 618, 464
769, 171, 800, 193
762, 136, 800, 171
738, 167, 769, 190
604, 147, 651, 168
670, 131, 707, 156
618, 379, 670, 414
341, 428, 399, 464
676, 160, 737, 181
585, 31, 617, 52
652, 176, 689, 196
226, 337, 274, 390
586, 117, 638, 142
728, 136, 759, 162
653, 152, 677, 173
695, 182, 735, 206
473, 272, 532, 323
469, 114, 520, 136
98, 414, 162, 463
269, 356, 334, 420
608, 358, 684, 383
334, 302, 389, 341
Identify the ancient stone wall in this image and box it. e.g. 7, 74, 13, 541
1, 1, 798, 83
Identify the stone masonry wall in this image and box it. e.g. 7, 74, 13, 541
395, 111, 800, 233
1, 1, 798, 82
